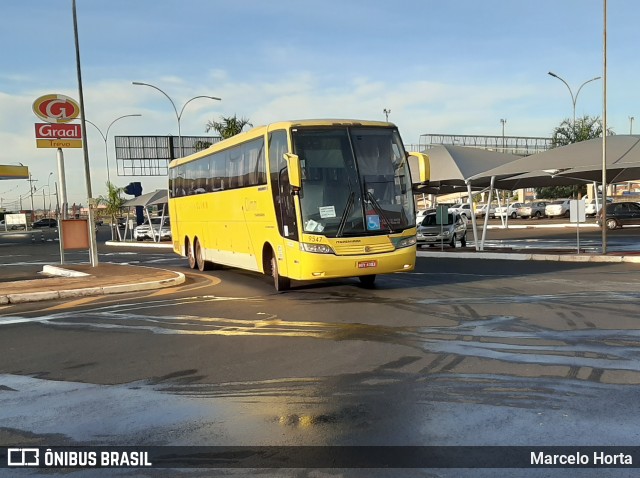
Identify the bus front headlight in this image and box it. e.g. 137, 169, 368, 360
393, 236, 417, 249
301, 243, 335, 254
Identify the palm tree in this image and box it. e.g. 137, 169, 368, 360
205, 115, 253, 139
97, 181, 125, 241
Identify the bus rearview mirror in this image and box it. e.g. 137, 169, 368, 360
283, 153, 302, 188
407, 152, 429, 184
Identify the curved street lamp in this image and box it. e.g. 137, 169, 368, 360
132, 82, 222, 157
84, 114, 142, 183
547, 71, 602, 134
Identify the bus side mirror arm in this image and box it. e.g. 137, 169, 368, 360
283, 153, 302, 188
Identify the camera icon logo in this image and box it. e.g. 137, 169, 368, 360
7, 448, 40, 467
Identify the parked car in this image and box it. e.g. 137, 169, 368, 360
31, 218, 58, 228
133, 217, 171, 241
416, 208, 435, 225
448, 203, 473, 219
545, 199, 572, 218
494, 202, 524, 219
417, 211, 467, 248
517, 201, 548, 219
585, 198, 613, 216
475, 203, 496, 218
597, 202, 640, 230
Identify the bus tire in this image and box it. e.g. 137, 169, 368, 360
270, 254, 290, 291
358, 275, 376, 288
195, 239, 211, 271
187, 239, 197, 269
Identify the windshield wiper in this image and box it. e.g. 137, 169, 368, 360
366, 191, 393, 233
336, 191, 355, 238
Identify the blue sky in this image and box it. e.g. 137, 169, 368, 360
0, 0, 637, 206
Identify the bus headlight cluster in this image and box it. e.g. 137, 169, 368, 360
394, 236, 417, 249
301, 242, 335, 254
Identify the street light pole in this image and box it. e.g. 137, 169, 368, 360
383, 108, 391, 122
132, 82, 221, 157
547, 71, 602, 137
630, 116, 634, 135
84, 114, 142, 183
500, 118, 507, 151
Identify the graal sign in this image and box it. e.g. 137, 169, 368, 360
33, 94, 83, 148
32, 94, 80, 123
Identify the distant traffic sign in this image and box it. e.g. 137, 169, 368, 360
32, 94, 80, 123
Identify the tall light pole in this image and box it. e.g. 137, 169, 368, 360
630, 116, 635, 135
132, 82, 221, 157
383, 108, 391, 121
500, 118, 507, 151
84, 114, 142, 183
547, 71, 602, 136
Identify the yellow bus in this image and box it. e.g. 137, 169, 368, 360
168, 119, 422, 290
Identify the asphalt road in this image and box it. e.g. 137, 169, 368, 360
1, 226, 640, 477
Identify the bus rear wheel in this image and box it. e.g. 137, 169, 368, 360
195, 240, 211, 271
187, 239, 197, 269
270, 254, 290, 291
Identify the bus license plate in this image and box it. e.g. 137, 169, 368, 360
358, 260, 378, 269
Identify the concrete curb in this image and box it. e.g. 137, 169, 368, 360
2, 265, 186, 304
417, 250, 640, 263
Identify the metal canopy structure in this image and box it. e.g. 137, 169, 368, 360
412, 144, 521, 194
122, 189, 168, 208
470, 135, 640, 186
420, 133, 552, 156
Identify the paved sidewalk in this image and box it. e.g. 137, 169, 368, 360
0, 263, 185, 305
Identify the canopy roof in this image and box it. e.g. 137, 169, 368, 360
413, 144, 521, 194
470, 135, 640, 186
122, 189, 168, 207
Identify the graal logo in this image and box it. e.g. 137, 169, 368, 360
8, 448, 40, 466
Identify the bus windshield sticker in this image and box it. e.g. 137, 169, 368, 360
367, 215, 381, 230
305, 219, 325, 232
319, 206, 336, 219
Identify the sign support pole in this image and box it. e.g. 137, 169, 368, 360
57, 148, 66, 264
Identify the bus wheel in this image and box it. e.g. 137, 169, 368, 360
270, 254, 290, 291
187, 240, 197, 269
359, 275, 376, 288
195, 240, 211, 271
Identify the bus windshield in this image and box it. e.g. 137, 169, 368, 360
292, 126, 414, 237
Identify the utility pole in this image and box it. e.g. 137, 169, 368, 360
28, 173, 37, 221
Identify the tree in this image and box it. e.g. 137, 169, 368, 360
551, 115, 612, 147
97, 181, 125, 241
535, 115, 615, 199
205, 115, 253, 139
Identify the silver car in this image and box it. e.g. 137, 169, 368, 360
417, 211, 468, 248
134, 217, 171, 241
545, 199, 571, 218
517, 201, 547, 219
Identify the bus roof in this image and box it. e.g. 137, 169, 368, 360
169, 119, 398, 168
